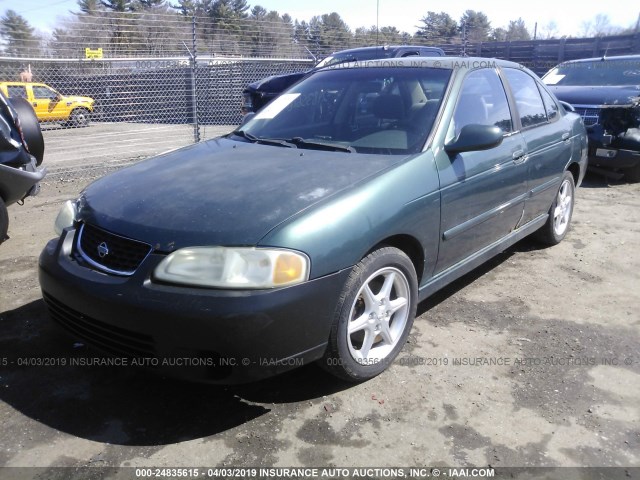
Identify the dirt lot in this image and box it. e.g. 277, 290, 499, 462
0, 156, 639, 474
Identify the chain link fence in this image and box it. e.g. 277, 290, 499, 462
0, 11, 319, 169
1, 9, 638, 169
0, 56, 312, 169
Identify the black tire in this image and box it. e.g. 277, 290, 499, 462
534, 171, 575, 246
69, 108, 90, 127
624, 163, 640, 183
320, 247, 418, 382
8, 96, 44, 166
0, 197, 8, 244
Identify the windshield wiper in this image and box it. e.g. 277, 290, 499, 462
288, 137, 355, 153
231, 130, 296, 148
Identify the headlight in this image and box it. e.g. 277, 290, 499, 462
154, 247, 310, 289
54, 200, 77, 236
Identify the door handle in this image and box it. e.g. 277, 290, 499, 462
32, 102, 37, 107
562, 132, 570, 141
512, 149, 526, 165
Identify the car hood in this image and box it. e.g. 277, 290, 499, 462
548, 85, 640, 107
246, 72, 308, 94
77, 138, 403, 251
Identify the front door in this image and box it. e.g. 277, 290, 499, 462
31, 85, 63, 122
435, 68, 528, 274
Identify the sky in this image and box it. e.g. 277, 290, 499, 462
1, 0, 639, 38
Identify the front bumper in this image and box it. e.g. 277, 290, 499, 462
0, 158, 46, 205
588, 145, 640, 169
39, 229, 350, 383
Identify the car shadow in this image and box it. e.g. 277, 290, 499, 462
0, 237, 553, 447
580, 169, 628, 188
0, 299, 353, 447
416, 236, 543, 316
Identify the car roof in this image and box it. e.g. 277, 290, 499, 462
0, 82, 47, 86
558, 54, 640, 65
318, 56, 525, 71
330, 45, 444, 55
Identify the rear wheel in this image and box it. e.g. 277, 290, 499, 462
0, 197, 8, 244
321, 247, 417, 382
534, 171, 575, 245
69, 108, 90, 127
624, 163, 640, 183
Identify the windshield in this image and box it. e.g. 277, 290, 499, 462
236, 67, 451, 155
543, 59, 640, 86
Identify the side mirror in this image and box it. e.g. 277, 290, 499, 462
558, 101, 575, 112
240, 112, 255, 126
445, 124, 504, 154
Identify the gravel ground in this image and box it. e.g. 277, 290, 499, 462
0, 151, 639, 475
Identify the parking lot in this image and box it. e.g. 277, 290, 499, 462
0, 139, 639, 472
40, 122, 234, 171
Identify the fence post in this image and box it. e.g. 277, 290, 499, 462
191, 15, 200, 143
593, 36, 601, 57
558, 38, 566, 63
633, 32, 640, 53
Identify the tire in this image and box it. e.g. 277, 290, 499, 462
0, 197, 8, 244
69, 108, 90, 127
534, 171, 575, 246
8, 96, 45, 166
320, 247, 418, 382
624, 163, 640, 183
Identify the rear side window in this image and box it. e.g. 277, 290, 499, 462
539, 86, 559, 121
6, 85, 27, 99
504, 69, 547, 128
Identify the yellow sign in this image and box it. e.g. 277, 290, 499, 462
85, 48, 103, 59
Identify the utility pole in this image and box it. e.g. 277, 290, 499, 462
376, 0, 379, 45
462, 21, 467, 56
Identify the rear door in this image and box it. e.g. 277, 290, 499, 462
31, 84, 66, 121
4, 84, 28, 101
434, 68, 528, 274
502, 68, 572, 225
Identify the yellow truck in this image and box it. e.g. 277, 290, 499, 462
0, 82, 94, 127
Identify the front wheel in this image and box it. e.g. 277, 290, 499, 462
0, 197, 8, 244
534, 171, 575, 245
69, 108, 90, 127
320, 247, 418, 382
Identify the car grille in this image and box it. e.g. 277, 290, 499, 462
76, 223, 152, 275
574, 107, 600, 127
43, 292, 156, 358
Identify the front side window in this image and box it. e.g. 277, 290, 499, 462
32, 86, 57, 100
451, 68, 513, 138
238, 67, 452, 155
504, 69, 548, 128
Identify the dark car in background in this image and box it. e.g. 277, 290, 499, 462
41, 58, 586, 384
241, 45, 445, 113
0, 92, 46, 243
543, 55, 640, 181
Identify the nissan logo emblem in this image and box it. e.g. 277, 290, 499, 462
97, 242, 109, 258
